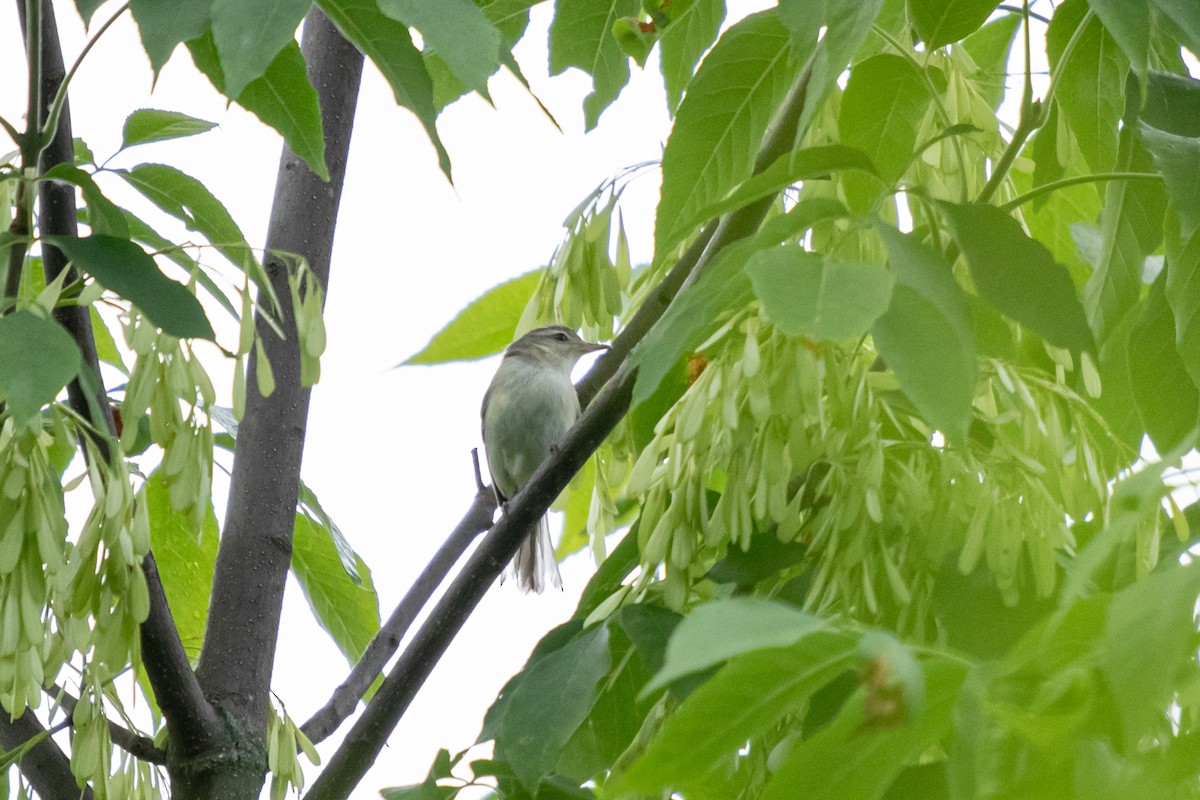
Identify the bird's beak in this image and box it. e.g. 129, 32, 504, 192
580, 341, 610, 354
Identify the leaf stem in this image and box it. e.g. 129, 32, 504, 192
999, 172, 1161, 211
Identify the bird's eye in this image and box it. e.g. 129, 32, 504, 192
554, 332, 569, 342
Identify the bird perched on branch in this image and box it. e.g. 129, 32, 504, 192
481, 325, 609, 592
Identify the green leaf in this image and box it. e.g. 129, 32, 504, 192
122, 209, 239, 322
210, 0, 312, 99
838, 53, 933, 210
677, 145, 875, 243
116, 162, 260, 275
297, 482, 368, 584
495, 624, 611, 788
1140, 123, 1200, 239
962, 13, 1022, 109
1129, 273, 1199, 452
1103, 560, 1200, 750
548, 0, 642, 130
1080, 124, 1166, 345
317, 0, 451, 180
654, 11, 802, 261
145, 469, 218, 658
943, 203, 1094, 353
74, 0, 106, 26
402, 268, 542, 365
872, 225, 976, 447
121, 109, 218, 150
1143, 70, 1200, 137
43, 235, 215, 340
1166, 223, 1200, 389
380, 781, 452, 800
1150, 0, 1200, 58
658, 0, 726, 113
908, 0, 1000, 49
748, 247, 894, 343
631, 197, 847, 406
778, 0, 886, 134
188, 34, 328, 181
130, 0, 210, 73
89, 306, 126, 374
620, 631, 856, 795
1047, 0, 1128, 174
291, 514, 381, 664
380, 0, 503, 98
758, 659, 966, 800
41, 163, 129, 238
1085, 0, 1149, 80
1091, 305, 1144, 451
0, 311, 80, 423
646, 598, 827, 693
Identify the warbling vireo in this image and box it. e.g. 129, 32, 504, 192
481, 325, 609, 592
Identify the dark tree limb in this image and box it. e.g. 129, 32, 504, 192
18, 0, 224, 772
0, 712, 93, 800
303, 64, 815, 800
301, 478, 496, 744
190, 8, 362, 796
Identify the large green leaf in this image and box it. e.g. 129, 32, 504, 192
1080, 124, 1166, 345
1150, 0, 1200, 57
120, 109, 218, 150
291, 514, 381, 664
646, 597, 827, 693
759, 659, 965, 800
402, 268, 542, 365
145, 469, 218, 658
318, 0, 451, 180
1047, 0, 1128, 174
658, 0, 726, 113
619, 631, 856, 795
654, 11, 802, 261
43, 235, 215, 340
1102, 560, 1200, 750
379, 0, 503, 98
838, 53, 932, 210
778, 0, 886, 135
1129, 274, 1199, 452
116, 162, 259, 275
1140, 123, 1200, 239
908, 0, 999, 49
872, 225, 977, 447
188, 35, 327, 181
493, 624, 611, 788
631, 197, 847, 406
748, 247, 895, 343
680, 146, 874, 241
210, 0, 312, 99
962, 13, 1022, 109
943, 203, 1093, 354
1165, 224, 1200, 389
41, 163, 129, 238
0, 311, 81, 424
1085, 0, 1149, 80
130, 0, 210, 73
548, 0, 641, 130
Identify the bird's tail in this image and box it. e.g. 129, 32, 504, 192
512, 515, 562, 593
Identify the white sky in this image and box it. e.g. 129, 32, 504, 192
0, 1, 763, 796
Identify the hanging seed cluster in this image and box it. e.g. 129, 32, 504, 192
625, 314, 1124, 631
120, 311, 214, 530
529, 184, 632, 341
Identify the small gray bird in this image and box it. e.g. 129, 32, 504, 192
481, 325, 609, 592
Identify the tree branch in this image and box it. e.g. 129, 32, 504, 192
48, 684, 166, 765
194, 3, 362, 753
301, 476, 496, 744
303, 64, 815, 800
18, 0, 225, 770
0, 712, 93, 800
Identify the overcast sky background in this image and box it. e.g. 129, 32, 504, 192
6, 3, 1194, 798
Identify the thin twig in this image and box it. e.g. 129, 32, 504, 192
48, 684, 167, 765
